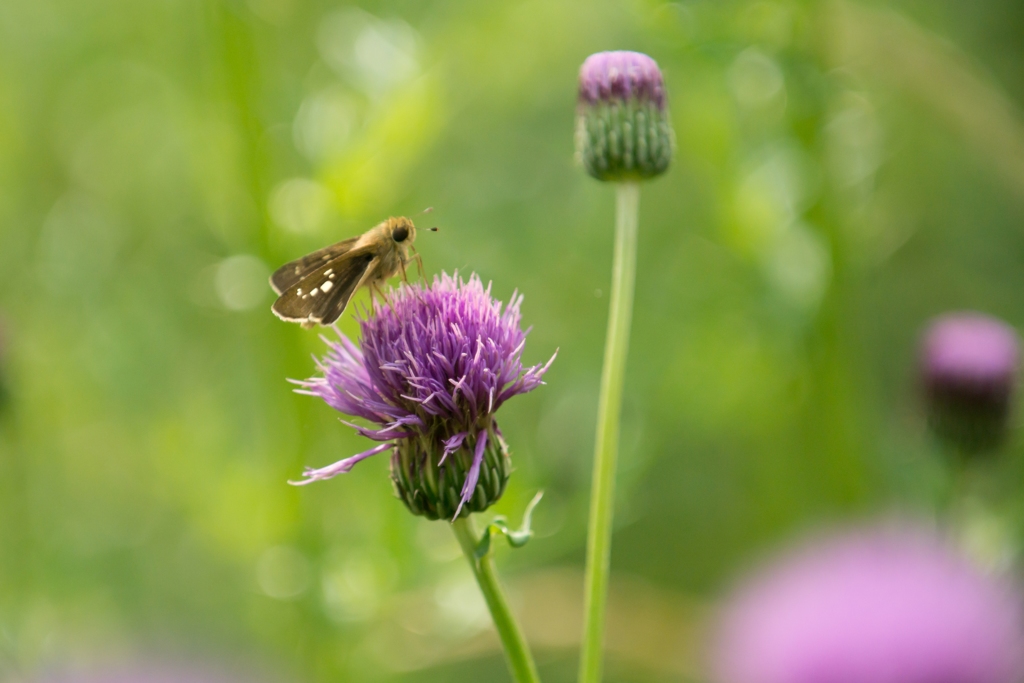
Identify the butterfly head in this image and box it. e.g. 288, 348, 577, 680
388, 217, 416, 245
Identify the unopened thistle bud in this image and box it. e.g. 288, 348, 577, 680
290, 273, 555, 521
921, 313, 1019, 455
575, 51, 674, 182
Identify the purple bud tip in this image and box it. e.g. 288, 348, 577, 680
578, 51, 666, 109
921, 313, 1019, 453
713, 525, 1024, 683
923, 313, 1018, 388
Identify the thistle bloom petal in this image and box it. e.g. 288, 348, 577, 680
441, 431, 468, 465
456, 429, 489, 519
921, 312, 1019, 454
575, 50, 674, 181
292, 272, 555, 520
288, 442, 395, 486
713, 524, 1024, 683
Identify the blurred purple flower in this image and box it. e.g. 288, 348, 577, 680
713, 524, 1024, 683
292, 272, 555, 519
921, 312, 1019, 454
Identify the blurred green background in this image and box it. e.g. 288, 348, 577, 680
2, 0, 1024, 681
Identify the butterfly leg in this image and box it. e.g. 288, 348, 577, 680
409, 247, 425, 280
371, 280, 399, 313
407, 259, 428, 305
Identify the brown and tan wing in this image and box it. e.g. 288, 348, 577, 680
269, 236, 359, 295
271, 248, 377, 327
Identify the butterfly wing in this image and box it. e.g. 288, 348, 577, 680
271, 247, 377, 327
269, 237, 360, 295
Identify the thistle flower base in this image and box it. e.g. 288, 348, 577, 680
928, 394, 1009, 456
391, 424, 511, 520
576, 100, 672, 181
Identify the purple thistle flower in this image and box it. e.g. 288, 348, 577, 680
575, 51, 674, 181
921, 313, 1019, 455
292, 272, 555, 520
713, 524, 1024, 683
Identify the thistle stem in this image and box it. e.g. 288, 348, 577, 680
579, 181, 640, 683
452, 516, 541, 683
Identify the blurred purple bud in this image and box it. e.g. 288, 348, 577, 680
575, 51, 673, 181
713, 524, 1024, 683
921, 313, 1019, 455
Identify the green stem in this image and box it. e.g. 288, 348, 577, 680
452, 516, 541, 683
579, 181, 641, 683
941, 454, 985, 535
941, 455, 970, 521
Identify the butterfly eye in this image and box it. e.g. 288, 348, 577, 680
392, 226, 409, 242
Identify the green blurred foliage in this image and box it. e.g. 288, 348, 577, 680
1, 0, 1024, 681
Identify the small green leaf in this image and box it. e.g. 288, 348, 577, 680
506, 491, 543, 547
474, 492, 544, 559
